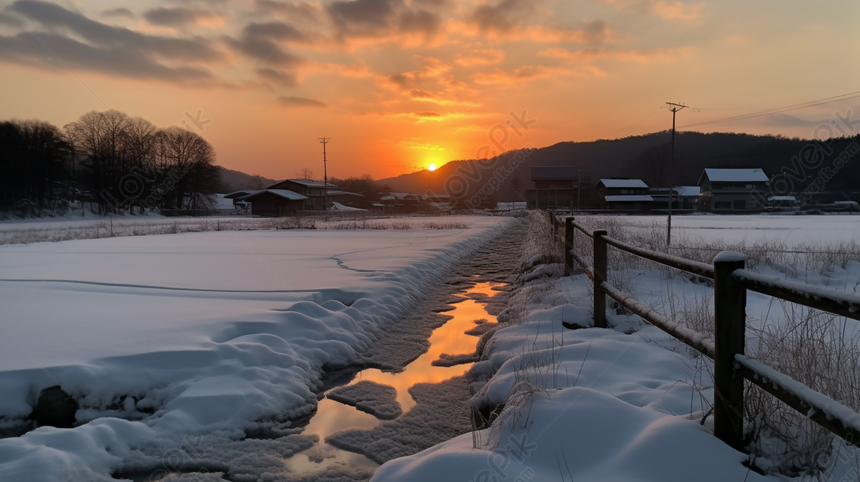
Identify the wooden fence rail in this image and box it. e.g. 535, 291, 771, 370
556, 214, 860, 452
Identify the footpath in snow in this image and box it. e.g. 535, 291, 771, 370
0, 215, 511, 481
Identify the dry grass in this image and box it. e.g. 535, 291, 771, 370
0, 214, 474, 245
563, 214, 860, 477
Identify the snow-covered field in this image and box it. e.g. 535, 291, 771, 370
0, 215, 511, 480
608, 213, 860, 245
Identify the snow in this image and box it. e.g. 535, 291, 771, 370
330, 202, 366, 212
733, 268, 860, 314
327, 381, 402, 420
701, 168, 769, 183
598, 179, 648, 188
736, 355, 860, 433
713, 250, 745, 263
246, 189, 309, 201
371, 271, 777, 482
0, 215, 511, 480
603, 194, 654, 202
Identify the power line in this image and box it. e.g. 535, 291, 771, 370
685, 90, 860, 128
606, 105, 664, 137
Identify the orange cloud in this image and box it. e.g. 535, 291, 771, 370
454, 49, 506, 66
472, 65, 572, 85
540, 46, 697, 64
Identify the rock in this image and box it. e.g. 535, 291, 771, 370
33, 386, 78, 428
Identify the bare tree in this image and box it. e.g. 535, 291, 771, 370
154, 127, 218, 210
298, 167, 314, 180
632, 144, 672, 187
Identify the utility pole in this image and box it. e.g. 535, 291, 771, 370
666, 102, 687, 246
319, 137, 330, 220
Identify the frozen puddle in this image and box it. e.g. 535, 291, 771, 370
284, 281, 503, 476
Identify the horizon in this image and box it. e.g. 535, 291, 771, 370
1, 0, 858, 180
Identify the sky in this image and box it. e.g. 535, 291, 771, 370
0, 0, 858, 180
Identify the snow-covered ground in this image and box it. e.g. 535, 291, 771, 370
605, 213, 860, 245
0, 215, 511, 481
371, 213, 860, 482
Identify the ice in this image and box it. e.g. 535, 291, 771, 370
327, 381, 402, 420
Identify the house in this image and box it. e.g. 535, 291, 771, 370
648, 186, 700, 211
525, 166, 592, 210
378, 192, 425, 213
596, 179, 653, 211
697, 168, 769, 212
237, 189, 308, 216
267, 179, 365, 210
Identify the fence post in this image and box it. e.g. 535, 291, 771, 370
593, 229, 608, 328
564, 217, 574, 275
713, 251, 747, 452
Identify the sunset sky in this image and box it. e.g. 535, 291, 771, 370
1, 0, 858, 180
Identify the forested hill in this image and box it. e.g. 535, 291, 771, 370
380, 131, 860, 202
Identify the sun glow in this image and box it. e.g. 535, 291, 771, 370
428, 164, 437, 171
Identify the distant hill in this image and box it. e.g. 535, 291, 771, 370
379, 131, 860, 202
216, 166, 277, 193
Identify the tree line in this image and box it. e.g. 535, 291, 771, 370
0, 110, 219, 216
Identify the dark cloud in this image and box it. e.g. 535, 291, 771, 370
0, 12, 20, 27
223, 21, 306, 66
142, 7, 220, 27
257, 67, 297, 86
9, 1, 223, 61
327, 0, 444, 38
470, 0, 536, 33
0, 32, 218, 84
0, 1, 224, 84
254, 0, 317, 19
101, 8, 134, 19
329, 0, 399, 29
277, 95, 326, 107
398, 9, 440, 35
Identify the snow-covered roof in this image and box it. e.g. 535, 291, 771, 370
676, 186, 700, 197
326, 190, 364, 197
240, 189, 308, 201
330, 202, 366, 211
700, 168, 769, 184
224, 189, 263, 199
599, 179, 648, 189
604, 195, 654, 202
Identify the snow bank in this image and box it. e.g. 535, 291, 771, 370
0, 216, 510, 480
371, 270, 781, 482
328, 381, 402, 420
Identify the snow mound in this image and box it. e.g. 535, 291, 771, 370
327, 381, 402, 420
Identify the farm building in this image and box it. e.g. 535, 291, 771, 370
697, 168, 769, 213
596, 179, 653, 211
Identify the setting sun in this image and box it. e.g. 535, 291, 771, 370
428, 164, 437, 171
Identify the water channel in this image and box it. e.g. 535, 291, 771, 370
283, 280, 503, 477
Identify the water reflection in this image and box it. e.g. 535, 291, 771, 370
350, 281, 502, 411
283, 280, 503, 475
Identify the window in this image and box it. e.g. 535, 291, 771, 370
715, 201, 731, 209
733, 199, 746, 210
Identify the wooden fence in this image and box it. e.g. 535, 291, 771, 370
551, 214, 860, 452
